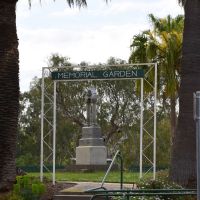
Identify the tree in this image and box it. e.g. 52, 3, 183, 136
170, 0, 200, 187
0, 0, 19, 191
17, 53, 172, 173
148, 14, 183, 140
0, 0, 88, 192
18, 76, 81, 166
17, 54, 141, 167
129, 14, 183, 141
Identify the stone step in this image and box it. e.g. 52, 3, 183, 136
53, 194, 106, 200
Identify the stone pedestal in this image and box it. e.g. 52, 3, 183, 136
76, 126, 107, 165
76, 146, 107, 165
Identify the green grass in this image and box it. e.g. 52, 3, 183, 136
28, 171, 152, 183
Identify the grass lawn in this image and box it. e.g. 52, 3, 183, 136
28, 171, 152, 183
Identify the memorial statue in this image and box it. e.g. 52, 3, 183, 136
86, 88, 97, 126
76, 87, 107, 165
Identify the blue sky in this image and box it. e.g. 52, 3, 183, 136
16, 0, 183, 91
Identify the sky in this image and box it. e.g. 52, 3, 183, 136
16, 0, 183, 92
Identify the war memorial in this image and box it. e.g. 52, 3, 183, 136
76, 88, 107, 165
40, 64, 157, 185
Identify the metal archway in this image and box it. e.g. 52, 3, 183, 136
40, 63, 157, 184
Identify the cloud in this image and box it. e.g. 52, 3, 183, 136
17, 0, 183, 92
51, 7, 80, 17
85, 0, 183, 17
19, 69, 41, 92
18, 21, 147, 65
16, 1, 31, 19
18, 22, 148, 91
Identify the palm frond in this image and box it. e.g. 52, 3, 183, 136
130, 14, 183, 97
28, 0, 88, 8
28, 0, 110, 8
28, 0, 31, 7
65, 0, 87, 8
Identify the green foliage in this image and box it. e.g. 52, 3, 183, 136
17, 53, 172, 170
131, 171, 192, 200
113, 171, 195, 200
47, 53, 71, 68
0, 176, 45, 200
138, 177, 182, 192
0, 193, 23, 200
17, 55, 143, 168
12, 176, 46, 200
156, 118, 171, 166
130, 14, 183, 100
129, 15, 184, 172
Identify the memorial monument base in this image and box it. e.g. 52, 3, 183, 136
75, 88, 108, 166
76, 146, 107, 165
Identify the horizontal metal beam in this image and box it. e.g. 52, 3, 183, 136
42, 63, 156, 70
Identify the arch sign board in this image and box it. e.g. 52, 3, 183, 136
51, 69, 144, 81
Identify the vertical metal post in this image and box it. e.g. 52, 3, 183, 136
194, 91, 200, 200
118, 152, 123, 190
40, 68, 45, 182
140, 78, 144, 178
153, 63, 157, 180
53, 81, 57, 185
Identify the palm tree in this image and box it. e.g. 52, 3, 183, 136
0, 0, 20, 192
148, 14, 183, 140
0, 0, 87, 192
170, 0, 200, 187
129, 14, 183, 141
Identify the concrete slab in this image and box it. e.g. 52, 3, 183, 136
60, 181, 133, 194
54, 182, 133, 200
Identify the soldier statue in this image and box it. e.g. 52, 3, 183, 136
86, 88, 97, 126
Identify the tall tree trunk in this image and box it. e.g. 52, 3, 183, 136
170, 96, 177, 143
0, 0, 19, 191
170, 0, 200, 187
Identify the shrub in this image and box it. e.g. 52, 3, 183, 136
0, 192, 23, 200
12, 176, 46, 200
114, 170, 196, 200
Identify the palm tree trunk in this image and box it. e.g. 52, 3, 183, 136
170, 0, 200, 187
0, 0, 19, 191
170, 96, 177, 143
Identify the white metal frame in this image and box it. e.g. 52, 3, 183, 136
40, 63, 157, 184
139, 63, 157, 179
